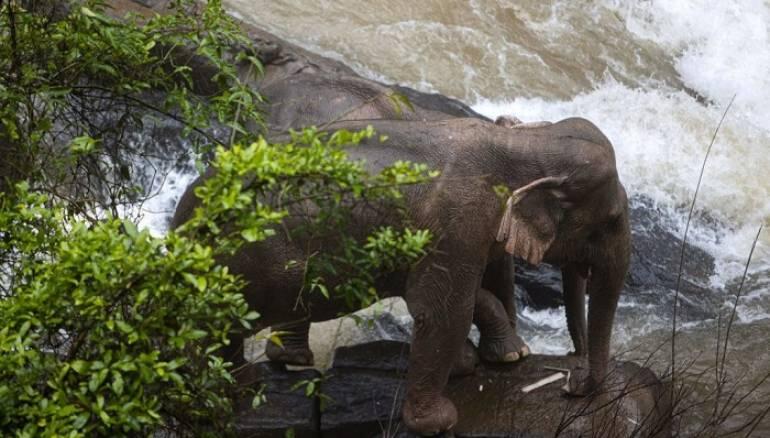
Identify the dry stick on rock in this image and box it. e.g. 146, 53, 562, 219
671, 94, 735, 401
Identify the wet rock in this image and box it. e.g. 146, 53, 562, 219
515, 262, 564, 309
626, 196, 719, 321
233, 363, 321, 438
447, 357, 671, 438
321, 368, 408, 438
320, 341, 410, 437
321, 341, 671, 438
331, 340, 410, 372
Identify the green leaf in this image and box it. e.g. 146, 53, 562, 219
81, 6, 98, 18
112, 372, 124, 395
71, 360, 89, 374
122, 220, 139, 239
240, 227, 262, 242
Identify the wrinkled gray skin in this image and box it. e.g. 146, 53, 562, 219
260, 73, 450, 134
172, 117, 630, 435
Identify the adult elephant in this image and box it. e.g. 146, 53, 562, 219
172, 116, 630, 434
255, 70, 534, 365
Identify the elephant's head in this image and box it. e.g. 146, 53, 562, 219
496, 138, 630, 274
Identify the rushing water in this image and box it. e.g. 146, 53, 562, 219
140, 0, 770, 433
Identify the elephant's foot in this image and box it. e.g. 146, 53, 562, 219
402, 394, 457, 436
564, 366, 599, 397
450, 339, 479, 377
478, 332, 530, 363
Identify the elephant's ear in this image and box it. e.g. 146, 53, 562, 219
496, 176, 566, 266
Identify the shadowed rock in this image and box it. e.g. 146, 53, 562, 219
234, 363, 321, 438
235, 341, 671, 437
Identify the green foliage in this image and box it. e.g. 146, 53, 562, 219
0, 184, 255, 436
308, 227, 432, 308
387, 91, 415, 117
493, 183, 511, 200
0, 0, 263, 211
290, 375, 332, 412
178, 127, 436, 308
0, 124, 437, 434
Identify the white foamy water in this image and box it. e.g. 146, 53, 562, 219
606, 0, 770, 130
134, 167, 196, 236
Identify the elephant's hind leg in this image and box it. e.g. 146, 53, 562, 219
475, 287, 530, 363
265, 318, 314, 366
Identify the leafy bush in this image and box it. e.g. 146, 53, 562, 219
0, 128, 434, 435
0, 0, 262, 210
0, 1, 436, 435
0, 184, 251, 436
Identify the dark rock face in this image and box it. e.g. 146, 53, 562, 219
331, 339, 411, 372
234, 363, 321, 438
234, 341, 671, 438
625, 196, 719, 321
447, 357, 671, 438
515, 262, 564, 310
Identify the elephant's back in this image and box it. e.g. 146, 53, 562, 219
328, 118, 489, 172
551, 117, 613, 151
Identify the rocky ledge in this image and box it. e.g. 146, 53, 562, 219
235, 340, 671, 438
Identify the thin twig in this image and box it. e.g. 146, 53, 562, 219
671, 94, 735, 395
719, 224, 763, 382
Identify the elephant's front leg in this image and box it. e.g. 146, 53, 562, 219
567, 264, 624, 396
562, 263, 588, 356
482, 255, 518, 329
401, 259, 481, 435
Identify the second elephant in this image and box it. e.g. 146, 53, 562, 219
172, 116, 631, 435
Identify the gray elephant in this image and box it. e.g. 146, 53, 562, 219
172, 116, 630, 434
254, 70, 536, 364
